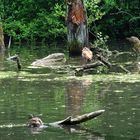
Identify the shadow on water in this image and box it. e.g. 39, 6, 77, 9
0, 43, 140, 140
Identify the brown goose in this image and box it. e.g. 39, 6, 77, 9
127, 36, 140, 53
82, 47, 93, 62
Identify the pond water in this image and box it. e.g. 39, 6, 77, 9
0, 44, 140, 140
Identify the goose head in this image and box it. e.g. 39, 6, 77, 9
28, 115, 43, 128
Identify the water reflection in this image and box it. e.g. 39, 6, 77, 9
65, 79, 92, 117
101, 82, 140, 140
65, 80, 85, 116
28, 124, 105, 140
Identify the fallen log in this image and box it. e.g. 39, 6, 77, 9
95, 54, 112, 68
31, 53, 66, 67
75, 62, 103, 76
110, 64, 130, 73
51, 110, 105, 125
90, 47, 112, 66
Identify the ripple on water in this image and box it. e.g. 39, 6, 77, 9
0, 124, 26, 128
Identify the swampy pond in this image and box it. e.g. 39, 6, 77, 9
0, 44, 140, 140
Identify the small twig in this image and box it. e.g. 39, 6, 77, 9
7, 36, 12, 49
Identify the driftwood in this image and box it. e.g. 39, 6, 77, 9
75, 62, 103, 76
7, 49, 130, 74
109, 64, 130, 73
31, 53, 66, 67
74, 51, 112, 76
50, 110, 105, 126
95, 54, 111, 68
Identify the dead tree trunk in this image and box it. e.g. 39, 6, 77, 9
66, 0, 89, 56
0, 23, 5, 50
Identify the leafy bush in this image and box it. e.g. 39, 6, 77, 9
2, 0, 140, 43
98, 0, 140, 38
3, 0, 66, 42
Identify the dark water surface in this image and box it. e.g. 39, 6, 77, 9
0, 46, 140, 140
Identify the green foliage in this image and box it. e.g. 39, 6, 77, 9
93, 32, 109, 49
3, 0, 66, 42
85, 0, 140, 39
85, 0, 109, 48
85, 0, 106, 24
1, 0, 140, 43
99, 0, 140, 38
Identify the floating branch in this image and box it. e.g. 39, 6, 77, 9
52, 110, 105, 125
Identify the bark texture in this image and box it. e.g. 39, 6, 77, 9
66, 0, 89, 55
51, 110, 105, 125
0, 24, 5, 50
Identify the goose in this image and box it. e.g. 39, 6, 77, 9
127, 36, 140, 53
28, 115, 43, 128
82, 47, 93, 62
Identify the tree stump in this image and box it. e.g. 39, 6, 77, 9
66, 0, 89, 56
0, 23, 5, 50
